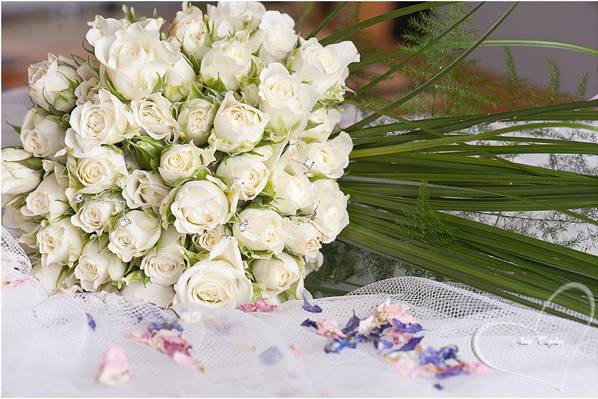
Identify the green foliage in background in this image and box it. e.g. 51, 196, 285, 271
298, 2, 597, 324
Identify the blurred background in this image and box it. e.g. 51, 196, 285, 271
2, 1, 597, 100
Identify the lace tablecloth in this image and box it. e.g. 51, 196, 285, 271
2, 89, 597, 396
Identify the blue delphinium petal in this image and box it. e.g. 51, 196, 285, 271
260, 346, 283, 366
436, 365, 467, 379
397, 335, 424, 352
392, 319, 424, 334
148, 319, 183, 333
85, 312, 96, 331
433, 383, 444, 390
342, 311, 360, 335
302, 294, 323, 313
324, 338, 357, 353
301, 318, 318, 329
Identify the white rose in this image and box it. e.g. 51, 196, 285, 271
211, 91, 269, 154
174, 237, 252, 309
66, 89, 136, 157
21, 173, 68, 222
305, 250, 324, 273
200, 41, 251, 91
122, 282, 175, 308
32, 262, 63, 294
252, 252, 304, 301
294, 131, 352, 179
291, 38, 360, 97
207, 1, 265, 39
93, 20, 176, 100
170, 180, 230, 234
75, 77, 100, 105
71, 194, 125, 234
85, 16, 124, 47
308, 179, 349, 243
140, 228, 186, 286
270, 170, 314, 216
258, 63, 318, 133
122, 170, 169, 211
2, 201, 40, 248
297, 107, 341, 142
1, 148, 42, 196
177, 98, 216, 145
37, 218, 83, 268
169, 2, 210, 60
108, 210, 162, 262
216, 148, 271, 201
67, 146, 128, 194
233, 207, 285, 254
191, 224, 228, 251
75, 60, 100, 105
20, 107, 65, 158
164, 55, 196, 102
158, 143, 216, 186
131, 93, 179, 142
27, 53, 80, 112
254, 11, 297, 63
75, 240, 126, 292
284, 218, 323, 257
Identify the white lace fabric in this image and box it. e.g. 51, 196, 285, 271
2, 228, 597, 397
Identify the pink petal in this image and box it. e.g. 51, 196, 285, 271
172, 351, 204, 373
97, 347, 130, 386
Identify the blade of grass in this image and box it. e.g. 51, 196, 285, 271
307, 1, 348, 39
320, 2, 451, 45
479, 39, 598, 56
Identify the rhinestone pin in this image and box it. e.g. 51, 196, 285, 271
238, 219, 249, 232
118, 217, 131, 227
233, 177, 245, 186
74, 193, 84, 203
303, 159, 315, 170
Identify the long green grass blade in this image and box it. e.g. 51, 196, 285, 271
480, 39, 598, 56
321, 2, 450, 45
307, 1, 348, 39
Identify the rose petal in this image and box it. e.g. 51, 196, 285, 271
97, 347, 129, 386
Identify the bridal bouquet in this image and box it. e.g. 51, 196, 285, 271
2, 1, 596, 320
2, 1, 359, 308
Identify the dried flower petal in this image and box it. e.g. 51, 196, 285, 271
238, 299, 278, 313
97, 347, 129, 386
2, 278, 27, 288
86, 312, 96, 331
302, 293, 322, 313
259, 346, 283, 366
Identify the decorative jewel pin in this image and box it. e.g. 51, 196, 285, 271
74, 193, 84, 203
303, 159, 315, 170
118, 217, 131, 227
238, 219, 249, 232
233, 177, 244, 186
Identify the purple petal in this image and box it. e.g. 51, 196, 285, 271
433, 383, 444, 390
436, 365, 467, 379
324, 338, 357, 354
259, 346, 283, 366
301, 318, 318, 329
302, 294, 322, 313
86, 312, 96, 331
387, 335, 424, 354
341, 312, 360, 334
392, 319, 423, 334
